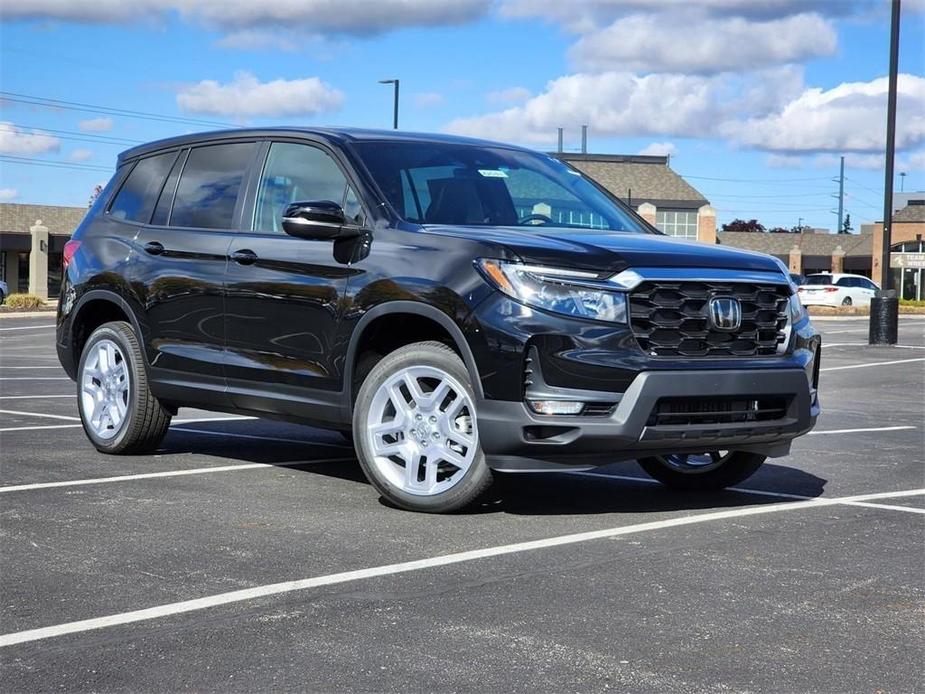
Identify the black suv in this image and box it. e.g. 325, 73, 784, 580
56, 128, 821, 512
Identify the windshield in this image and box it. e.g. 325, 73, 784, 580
352, 141, 645, 232
804, 275, 835, 285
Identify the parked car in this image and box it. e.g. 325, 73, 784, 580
56, 128, 821, 512
789, 273, 805, 287
0, 279, 7, 305
798, 273, 879, 307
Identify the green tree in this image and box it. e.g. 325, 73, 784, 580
722, 218, 766, 232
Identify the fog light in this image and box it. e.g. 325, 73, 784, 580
527, 400, 585, 415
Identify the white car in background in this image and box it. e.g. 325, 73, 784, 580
797, 273, 880, 307
0, 279, 7, 305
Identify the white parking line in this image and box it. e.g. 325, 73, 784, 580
822, 343, 925, 349
1, 486, 921, 648
0, 395, 73, 400
839, 500, 925, 515
808, 425, 916, 435
821, 357, 925, 372
0, 456, 353, 494
0, 377, 70, 381
0, 325, 55, 331
0, 409, 79, 422
0, 366, 65, 369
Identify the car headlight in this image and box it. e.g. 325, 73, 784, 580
477, 259, 627, 323
789, 291, 807, 323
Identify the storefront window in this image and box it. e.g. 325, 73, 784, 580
890, 240, 925, 300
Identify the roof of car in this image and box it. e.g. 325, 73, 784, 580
118, 127, 528, 162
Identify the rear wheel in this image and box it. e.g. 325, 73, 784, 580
842, 296, 852, 306
353, 341, 492, 513
77, 321, 171, 454
637, 450, 766, 490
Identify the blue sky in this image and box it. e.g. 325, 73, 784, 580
1, 0, 923, 231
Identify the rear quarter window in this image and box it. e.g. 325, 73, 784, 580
108, 151, 178, 224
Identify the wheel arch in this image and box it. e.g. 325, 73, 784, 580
343, 301, 483, 409
69, 290, 147, 371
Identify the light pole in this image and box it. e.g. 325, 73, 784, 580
899, 171, 906, 192
378, 79, 399, 130
870, 0, 901, 345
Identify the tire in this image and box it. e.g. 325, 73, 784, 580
77, 321, 171, 454
0, 290, 5, 306
637, 450, 766, 491
353, 341, 493, 513
842, 296, 852, 306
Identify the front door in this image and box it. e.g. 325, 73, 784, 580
223, 140, 362, 423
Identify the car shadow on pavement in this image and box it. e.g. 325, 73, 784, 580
159, 426, 827, 517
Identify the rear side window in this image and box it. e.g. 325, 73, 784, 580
170, 143, 255, 229
804, 275, 833, 285
108, 151, 178, 224
836, 277, 856, 287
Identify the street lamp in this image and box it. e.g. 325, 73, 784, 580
899, 171, 906, 192
378, 79, 399, 130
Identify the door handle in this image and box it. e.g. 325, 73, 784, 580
143, 241, 165, 256
230, 248, 258, 265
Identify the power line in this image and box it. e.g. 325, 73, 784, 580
708, 191, 832, 199
3, 124, 142, 147
678, 172, 832, 184
0, 91, 232, 129
0, 155, 112, 173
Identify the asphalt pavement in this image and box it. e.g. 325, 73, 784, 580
1, 315, 923, 692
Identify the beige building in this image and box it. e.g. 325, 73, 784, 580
0, 203, 88, 299
554, 153, 716, 244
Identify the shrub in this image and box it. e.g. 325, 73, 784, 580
4, 293, 45, 310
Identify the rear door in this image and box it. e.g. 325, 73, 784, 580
223, 139, 362, 423
133, 140, 258, 403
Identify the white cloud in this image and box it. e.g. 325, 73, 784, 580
486, 86, 532, 105
68, 148, 94, 162
3, 0, 491, 34
570, 12, 836, 74
447, 72, 731, 144
213, 30, 300, 52
638, 142, 677, 157
900, 150, 925, 172
176, 71, 343, 118
0, 122, 60, 155
0, 188, 19, 202
78, 117, 114, 132
731, 74, 925, 153
414, 92, 446, 108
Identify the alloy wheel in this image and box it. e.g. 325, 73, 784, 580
80, 339, 130, 440
364, 365, 477, 496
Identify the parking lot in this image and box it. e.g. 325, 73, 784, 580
0, 315, 923, 692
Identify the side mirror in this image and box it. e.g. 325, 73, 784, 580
282, 200, 348, 240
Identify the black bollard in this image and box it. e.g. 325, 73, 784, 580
869, 289, 899, 345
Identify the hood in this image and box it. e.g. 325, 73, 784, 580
422, 225, 784, 275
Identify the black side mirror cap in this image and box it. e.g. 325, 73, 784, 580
282, 200, 348, 239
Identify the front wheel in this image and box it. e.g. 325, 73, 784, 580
637, 450, 766, 490
353, 341, 492, 513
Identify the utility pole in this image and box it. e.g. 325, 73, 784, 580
378, 79, 400, 129
833, 155, 845, 234
870, 0, 901, 345
797, 217, 803, 232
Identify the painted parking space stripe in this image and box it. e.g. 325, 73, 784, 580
821, 357, 925, 372
807, 425, 916, 435
839, 500, 925, 515
1, 486, 921, 648
0, 409, 79, 422
0, 395, 73, 400
0, 377, 70, 381
822, 343, 925, 349
0, 456, 354, 494
0, 366, 65, 369
0, 325, 56, 332
0, 414, 255, 433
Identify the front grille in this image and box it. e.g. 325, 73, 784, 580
647, 396, 791, 427
629, 281, 790, 357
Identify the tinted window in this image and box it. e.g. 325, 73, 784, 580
109, 151, 177, 224
836, 277, 856, 287
171, 143, 255, 229
151, 150, 186, 226
353, 141, 643, 232
254, 142, 354, 233
804, 275, 835, 285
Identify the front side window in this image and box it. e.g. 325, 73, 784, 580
353, 141, 643, 232
254, 142, 357, 233
109, 151, 178, 224
656, 210, 698, 239
171, 142, 255, 229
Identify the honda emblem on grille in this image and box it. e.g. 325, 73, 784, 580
709, 297, 742, 331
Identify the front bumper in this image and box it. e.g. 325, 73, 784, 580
477, 367, 819, 470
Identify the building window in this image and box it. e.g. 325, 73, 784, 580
656, 210, 698, 239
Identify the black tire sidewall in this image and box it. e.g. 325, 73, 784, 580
77, 323, 141, 452
353, 342, 492, 513
637, 451, 766, 490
